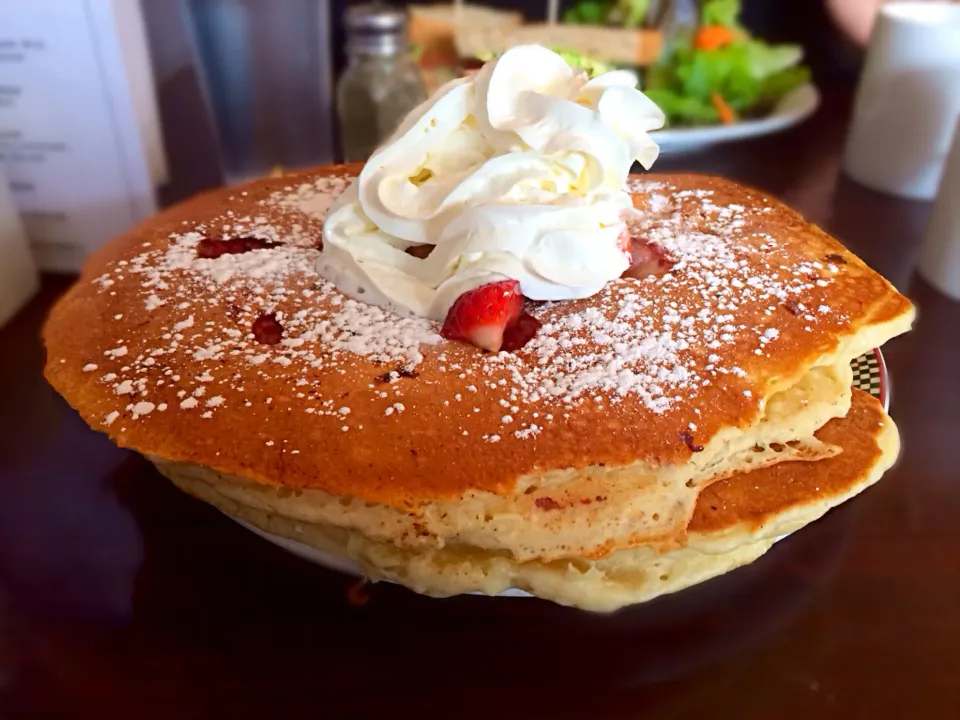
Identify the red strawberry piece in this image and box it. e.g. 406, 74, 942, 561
501, 312, 542, 352
404, 244, 434, 259
441, 280, 523, 352
621, 239, 676, 280
252, 312, 284, 345
197, 236, 277, 259
617, 228, 632, 260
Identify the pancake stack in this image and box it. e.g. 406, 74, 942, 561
43, 166, 913, 611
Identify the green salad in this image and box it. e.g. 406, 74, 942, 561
564, 0, 653, 28
564, 0, 811, 128
644, 0, 810, 126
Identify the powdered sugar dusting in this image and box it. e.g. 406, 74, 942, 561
81, 171, 853, 446
445, 184, 847, 421
272, 178, 346, 219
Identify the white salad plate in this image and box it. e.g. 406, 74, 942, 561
653, 83, 820, 154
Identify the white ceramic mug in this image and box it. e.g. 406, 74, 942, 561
844, 2, 960, 200
918, 118, 960, 300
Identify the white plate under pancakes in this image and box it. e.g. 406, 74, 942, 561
221, 348, 890, 598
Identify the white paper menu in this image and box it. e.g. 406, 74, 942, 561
0, 166, 38, 327
0, 0, 165, 272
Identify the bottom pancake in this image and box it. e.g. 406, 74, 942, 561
158, 390, 897, 612
148, 360, 855, 568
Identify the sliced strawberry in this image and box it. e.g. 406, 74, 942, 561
501, 312, 542, 352
621, 239, 676, 280
404, 244, 434, 259
252, 312, 284, 345
617, 228, 632, 260
197, 236, 277, 259
441, 280, 523, 352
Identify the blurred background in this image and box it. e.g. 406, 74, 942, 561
0, 0, 958, 320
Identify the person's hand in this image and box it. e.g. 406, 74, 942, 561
826, 0, 885, 47
827, 0, 960, 48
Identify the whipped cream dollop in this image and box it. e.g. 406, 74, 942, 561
319, 45, 665, 320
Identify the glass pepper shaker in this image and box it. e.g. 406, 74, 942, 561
337, 3, 427, 163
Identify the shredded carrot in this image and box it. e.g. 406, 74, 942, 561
694, 25, 738, 51
711, 93, 736, 125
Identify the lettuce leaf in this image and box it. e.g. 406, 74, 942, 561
644, 61, 677, 92
644, 89, 720, 126
553, 48, 617, 77
564, 1, 612, 25
673, 45, 760, 110
744, 40, 803, 80
701, 0, 742, 28
564, 0, 651, 27
758, 65, 811, 104
639, 0, 811, 124
611, 0, 651, 28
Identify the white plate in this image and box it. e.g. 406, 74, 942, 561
653, 84, 820, 154
229, 516, 532, 597
228, 513, 788, 600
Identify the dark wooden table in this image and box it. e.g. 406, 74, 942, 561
2, 88, 958, 719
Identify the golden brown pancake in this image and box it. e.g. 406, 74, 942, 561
159, 390, 897, 611
42, 166, 913, 580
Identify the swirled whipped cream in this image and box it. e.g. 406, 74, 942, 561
319, 45, 665, 320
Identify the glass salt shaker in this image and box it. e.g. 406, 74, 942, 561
337, 4, 427, 163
